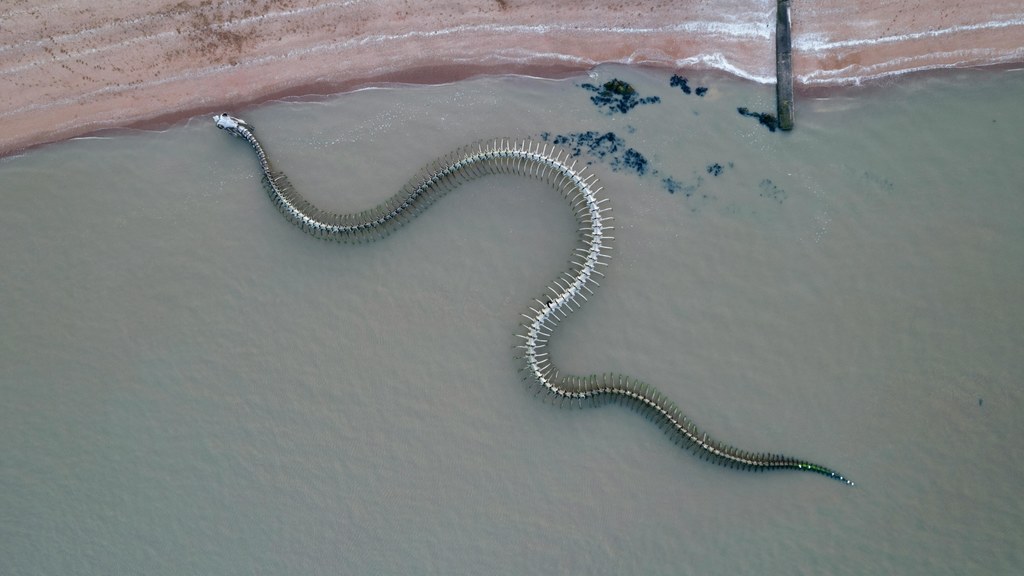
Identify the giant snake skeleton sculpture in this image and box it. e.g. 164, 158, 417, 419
213, 112, 853, 486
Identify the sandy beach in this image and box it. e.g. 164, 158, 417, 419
2, 0, 1022, 156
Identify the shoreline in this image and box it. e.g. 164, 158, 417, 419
8, 61, 1021, 159
2, 0, 1022, 158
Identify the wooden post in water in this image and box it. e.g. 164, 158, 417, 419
776, 0, 794, 131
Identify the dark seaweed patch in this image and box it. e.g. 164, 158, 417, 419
862, 170, 894, 192
737, 107, 778, 132
662, 176, 699, 197
705, 162, 733, 177
540, 131, 652, 177
550, 131, 622, 161
758, 179, 787, 203
616, 148, 648, 175
670, 75, 708, 97
670, 74, 692, 94
580, 79, 660, 115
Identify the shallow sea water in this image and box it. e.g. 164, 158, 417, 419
2, 65, 1022, 574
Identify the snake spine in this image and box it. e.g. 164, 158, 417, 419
214, 112, 853, 485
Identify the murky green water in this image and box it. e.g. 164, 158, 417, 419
2, 65, 1022, 574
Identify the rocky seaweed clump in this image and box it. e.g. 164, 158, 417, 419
580, 79, 660, 115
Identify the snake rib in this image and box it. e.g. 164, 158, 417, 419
213, 113, 853, 486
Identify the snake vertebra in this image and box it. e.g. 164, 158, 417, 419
214, 112, 853, 486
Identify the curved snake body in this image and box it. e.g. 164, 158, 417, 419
213, 113, 853, 485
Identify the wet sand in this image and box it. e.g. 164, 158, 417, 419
2, 0, 1022, 156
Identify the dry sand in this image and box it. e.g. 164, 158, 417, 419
2, 0, 1022, 156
